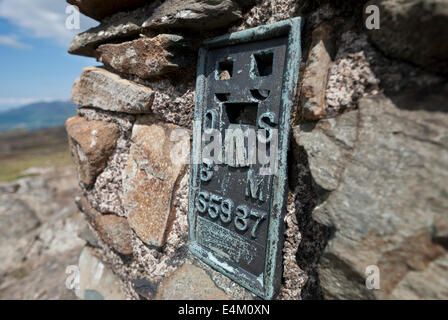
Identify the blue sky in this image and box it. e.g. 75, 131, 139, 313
0, 0, 99, 112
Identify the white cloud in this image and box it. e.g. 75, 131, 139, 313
0, 0, 98, 46
0, 34, 31, 49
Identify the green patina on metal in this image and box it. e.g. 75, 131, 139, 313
188, 17, 303, 300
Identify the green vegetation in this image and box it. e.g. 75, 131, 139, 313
0, 126, 74, 182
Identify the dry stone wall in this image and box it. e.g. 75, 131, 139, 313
66, 0, 448, 300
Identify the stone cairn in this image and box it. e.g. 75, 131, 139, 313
67, 0, 448, 300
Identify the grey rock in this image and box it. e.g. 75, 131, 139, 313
293, 110, 358, 192
366, 0, 448, 72
0, 247, 82, 300
83, 289, 105, 300
77, 220, 99, 248
68, 0, 242, 57
391, 254, 448, 299
0, 166, 85, 299
155, 264, 229, 300
76, 246, 127, 300
131, 278, 158, 299
293, 86, 448, 299
0, 197, 40, 240
71, 67, 155, 114
67, 0, 147, 21
68, 2, 161, 57
142, 0, 242, 30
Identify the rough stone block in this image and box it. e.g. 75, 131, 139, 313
75, 194, 101, 222
0, 198, 40, 240
76, 247, 127, 300
142, 0, 242, 30
77, 219, 99, 248
97, 34, 193, 79
68, 0, 242, 57
366, 0, 448, 73
299, 24, 335, 120
156, 264, 228, 299
66, 116, 119, 187
294, 86, 448, 299
75, 195, 133, 255
123, 117, 189, 247
71, 67, 154, 114
67, 0, 147, 21
95, 215, 133, 255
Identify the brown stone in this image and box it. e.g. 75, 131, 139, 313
95, 215, 133, 255
96, 34, 193, 79
71, 67, 154, 114
123, 117, 189, 247
156, 264, 228, 300
299, 24, 335, 121
67, 0, 147, 21
66, 116, 119, 187
75, 195, 133, 255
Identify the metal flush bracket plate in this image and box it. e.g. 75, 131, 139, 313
188, 18, 302, 300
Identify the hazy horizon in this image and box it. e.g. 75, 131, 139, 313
0, 0, 98, 115
0, 98, 74, 113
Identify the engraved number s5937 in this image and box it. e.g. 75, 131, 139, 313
195, 191, 267, 238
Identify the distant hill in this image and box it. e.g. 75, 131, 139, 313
0, 101, 78, 132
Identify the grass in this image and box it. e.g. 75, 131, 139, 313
0, 126, 74, 182
0, 152, 73, 182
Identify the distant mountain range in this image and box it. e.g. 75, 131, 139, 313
0, 101, 78, 132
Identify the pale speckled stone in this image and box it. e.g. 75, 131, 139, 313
230, 0, 297, 32
325, 31, 380, 115
155, 264, 229, 300
123, 117, 189, 247
76, 247, 127, 300
71, 67, 154, 114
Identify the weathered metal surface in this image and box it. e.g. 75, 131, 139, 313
188, 18, 302, 300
